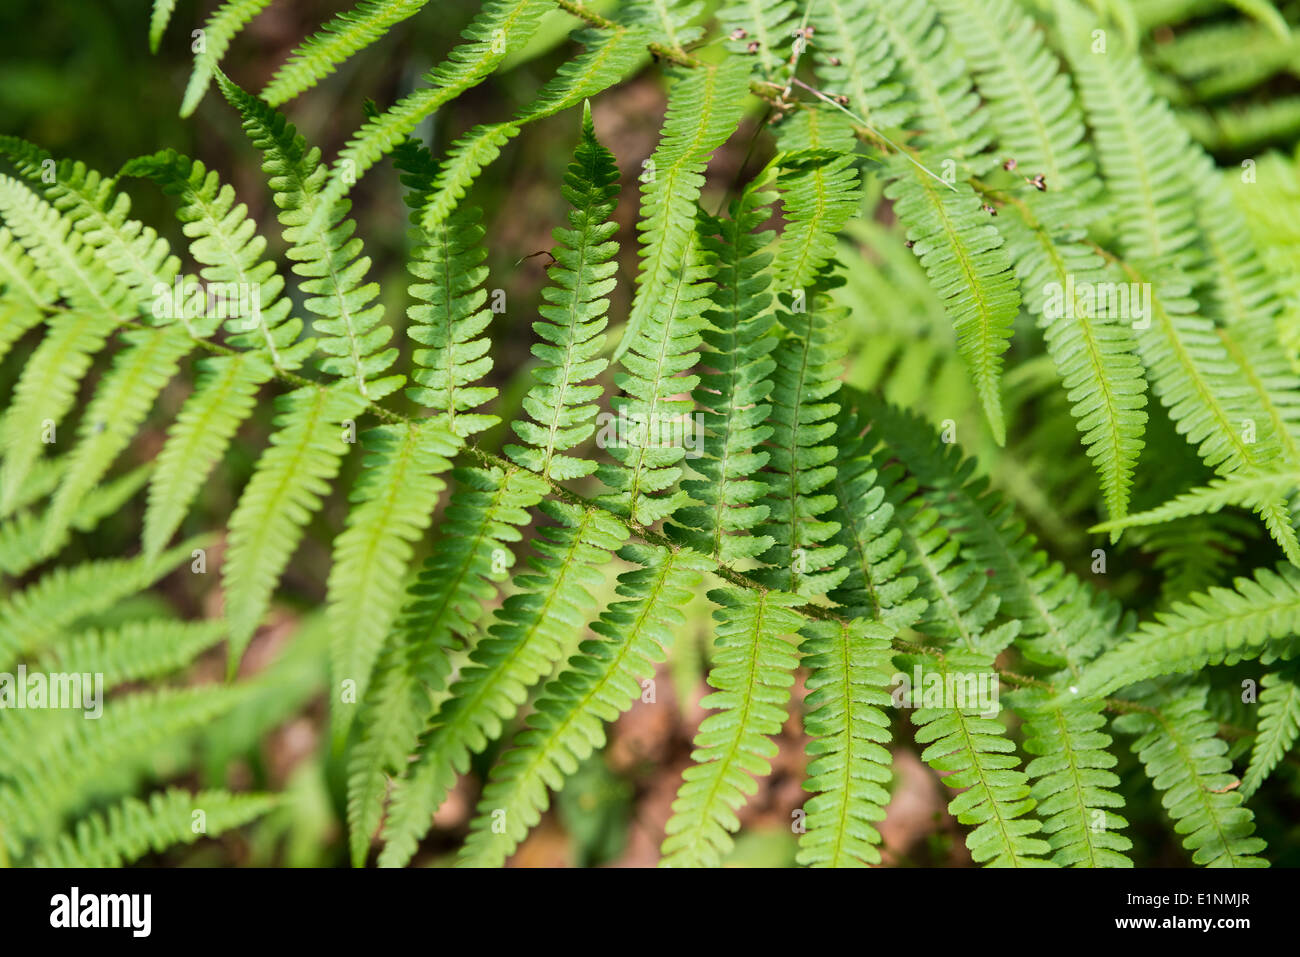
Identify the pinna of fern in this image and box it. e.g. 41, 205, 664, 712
4, 0, 1300, 873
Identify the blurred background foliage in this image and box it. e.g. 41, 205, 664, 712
2, 0, 1300, 866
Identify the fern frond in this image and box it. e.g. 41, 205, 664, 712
309, 0, 550, 231
39, 326, 192, 551
262, 0, 432, 106
221, 384, 369, 670
795, 618, 896, 867
0, 684, 252, 849
717, 0, 798, 77
34, 788, 276, 868
220, 76, 401, 399
614, 58, 751, 358
824, 410, 924, 623
753, 283, 850, 595
894, 491, 1019, 656
1075, 563, 1300, 698
660, 587, 806, 867
623, 0, 705, 54
505, 104, 618, 482
38, 619, 226, 690
180, 0, 276, 117
0, 174, 130, 319
457, 543, 710, 867
1241, 666, 1300, 798
0, 225, 56, 312
345, 465, 547, 865
0, 466, 151, 577
399, 144, 500, 436
1056, 0, 1198, 266
861, 394, 1118, 673
671, 182, 778, 564
378, 501, 628, 867
1128, 277, 1297, 561
1115, 686, 1268, 867
0, 309, 118, 515
885, 155, 1021, 444
936, 0, 1096, 195
597, 216, 711, 525
416, 26, 647, 236
1002, 213, 1147, 525
1093, 466, 1300, 535
904, 649, 1054, 866
149, 0, 179, 53
326, 422, 459, 739
122, 149, 311, 369
871, 0, 994, 169
142, 351, 272, 557
814, 0, 905, 126
1012, 689, 1132, 867
0, 138, 183, 315
771, 110, 862, 292
0, 540, 199, 672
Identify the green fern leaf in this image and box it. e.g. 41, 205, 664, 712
753, 282, 850, 595
149, 0, 178, 53
327, 422, 459, 740
614, 58, 751, 358
345, 464, 546, 865
142, 351, 272, 557
457, 543, 711, 867
1093, 466, 1300, 535
378, 501, 628, 867
504, 103, 618, 482
180, 0, 275, 117
904, 649, 1054, 867
885, 156, 1021, 444
219, 76, 402, 399
0, 309, 117, 515
1114, 686, 1268, 867
1075, 563, 1300, 698
39, 619, 226, 690
1012, 689, 1133, 867
872, 0, 994, 169
936, 0, 1097, 195
222, 384, 369, 671
261, 0, 433, 106
670, 181, 778, 563
40, 327, 192, 551
660, 587, 807, 867
796, 618, 896, 867
121, 149, 312, 369
1002, 213, 1147, 526
416, 26, 647, 236
0, 539, 200, 672
34, 788, 276, 868
309, 0, 550, 231
1241, 666, 1300, 798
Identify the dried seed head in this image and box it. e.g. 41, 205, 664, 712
1028, 173, 1047, 191
834, 94, 849, 106
1002, 157, 1017, 171
982, 204, 997, 216
905, 239, 915, 249
730, 28, 748, 40
747, 40, 761, 53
